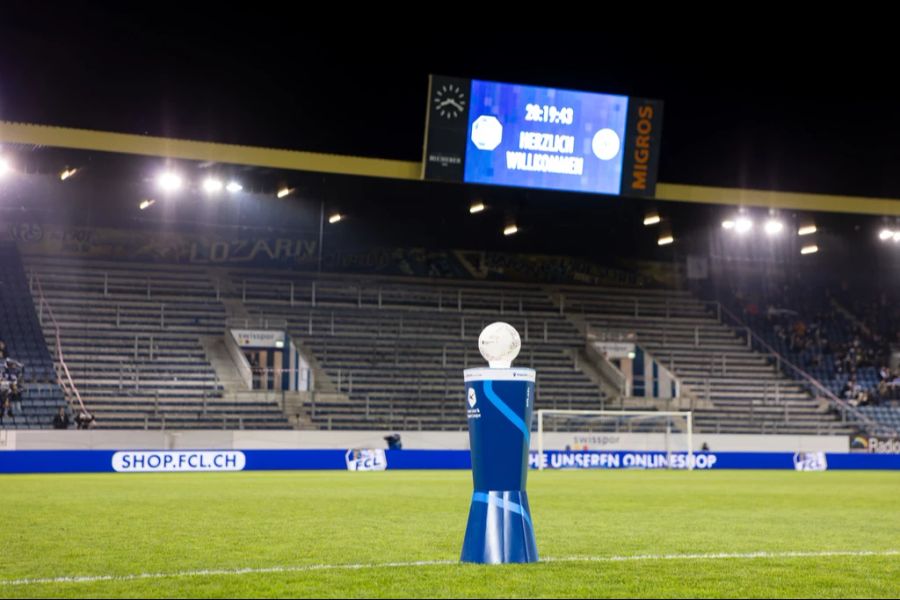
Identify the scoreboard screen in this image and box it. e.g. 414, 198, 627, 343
423, 75, 663, 197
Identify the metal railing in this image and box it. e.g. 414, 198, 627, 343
226, 316, 288, 330
224, 331, 253, 390
296, 311, 556, 343
33, 275, 90, 417
585, 328, 638, 343
248, 367, 314, 393
240, 277, 560, 316
139, 412, 252, 431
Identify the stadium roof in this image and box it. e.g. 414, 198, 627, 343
3, 120, 899, 217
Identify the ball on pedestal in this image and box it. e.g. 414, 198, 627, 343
478, 322, 521, 368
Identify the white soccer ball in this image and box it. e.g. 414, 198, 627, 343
478, 322, 521, 368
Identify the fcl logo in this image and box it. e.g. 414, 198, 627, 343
345, 449, 387, 472
793, 452, 828, 472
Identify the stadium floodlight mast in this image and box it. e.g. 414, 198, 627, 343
878, 228, 900, 243
202, 177, 223, 193
722, 215, 753, 234
461, 322, 538, 564
734, 216, 753, 234
657, 227, 675, 245
156, 171, 182, 193
764, 219, 784, 236
643, 211, 661, 226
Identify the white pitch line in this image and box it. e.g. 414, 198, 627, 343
542, 549, 900, 564
1, 550, 897, 587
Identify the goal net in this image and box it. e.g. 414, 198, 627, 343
536, 410, 694, 470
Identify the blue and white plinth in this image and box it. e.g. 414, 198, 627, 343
461, 365, 538, 564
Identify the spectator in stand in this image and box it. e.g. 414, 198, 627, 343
0, 340, 7, 360
8, 379, 21, 415
0, 396, 12, 426
842, 377, 860, 403
0, 371, 12, 420
52, 407, 70, 429
877, 379, 890, 403
75, 410, 95, 430
745, 302, 759, 317
3, 357, 24, 410
4, 357, 24, 379
3, 357, 23, 389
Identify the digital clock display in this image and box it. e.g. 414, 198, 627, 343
525, 103, 574, 125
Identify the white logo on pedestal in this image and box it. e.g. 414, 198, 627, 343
466, 387, 481, 420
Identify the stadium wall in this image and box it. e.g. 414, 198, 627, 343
0, 430, 850, 452
1, 448, 898, 474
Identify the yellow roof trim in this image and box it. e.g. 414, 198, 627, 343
656, 183, 900, 216
3, 121, 899, 215
0, 120, 420, 180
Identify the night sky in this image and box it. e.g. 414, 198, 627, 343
1, 6, 898, 199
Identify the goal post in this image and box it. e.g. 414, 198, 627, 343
536, 409, 694, 471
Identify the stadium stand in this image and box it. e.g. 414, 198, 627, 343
24, 256, 290, 430
858, 406, 900, 429
231, 269, 858, 434
719, 277, 899, 433
17, 254, 888, 435
0, 243, 68, 429
555, 288, 852, 435
233, 271, 608, 431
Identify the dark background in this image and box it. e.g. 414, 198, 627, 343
1, 6, 898, 198
1, 6, 898, 280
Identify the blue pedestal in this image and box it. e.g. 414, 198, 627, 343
461, 368, 538, 564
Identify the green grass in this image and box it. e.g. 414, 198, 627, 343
1, 470, 899, 598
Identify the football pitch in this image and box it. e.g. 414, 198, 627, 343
1, 470, 898, 598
